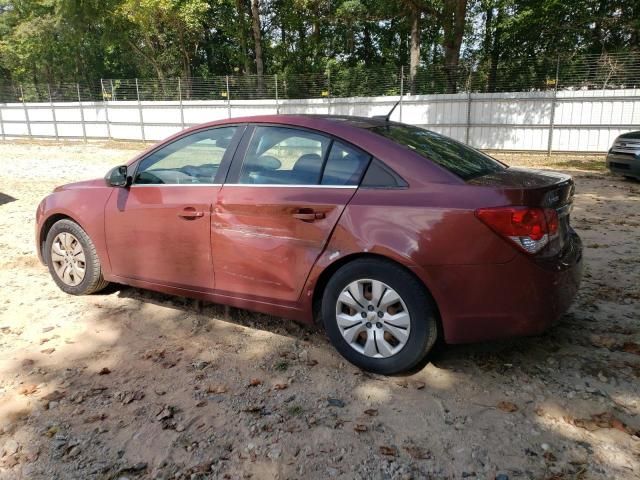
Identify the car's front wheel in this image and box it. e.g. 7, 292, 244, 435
321, 258, 438, 375
44, 219, 109, 295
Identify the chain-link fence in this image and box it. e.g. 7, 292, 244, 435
1, 52, 638, 103
0, 52, 638, 152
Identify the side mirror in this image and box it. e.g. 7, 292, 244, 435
107, 165, 131, 187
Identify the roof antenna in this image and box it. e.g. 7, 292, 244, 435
373, 99, 401, 123
384, 99, 401, 122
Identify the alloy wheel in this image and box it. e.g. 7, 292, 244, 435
50, 232, 86, 286
335, 279, 411, 358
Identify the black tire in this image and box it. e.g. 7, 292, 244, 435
321, 258, 438, 375
44, 219, 110, 295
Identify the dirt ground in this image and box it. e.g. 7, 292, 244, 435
0, 141, 639, 480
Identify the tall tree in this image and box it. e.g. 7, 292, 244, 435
250, 0, 264, 92
440, 0, 468, 92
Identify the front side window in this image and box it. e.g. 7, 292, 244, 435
135, 127, 237, 184
239, 126, 330, 185
370, 124, 505, 181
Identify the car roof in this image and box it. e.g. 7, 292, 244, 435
192, 114, 392, 131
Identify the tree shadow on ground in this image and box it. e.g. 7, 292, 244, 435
1, 168, 639, 479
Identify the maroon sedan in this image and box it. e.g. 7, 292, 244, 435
35, 115, 583, 374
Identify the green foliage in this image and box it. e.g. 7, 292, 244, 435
0, 0, 637, 92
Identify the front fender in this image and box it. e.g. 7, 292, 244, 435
36, 185, 115, 273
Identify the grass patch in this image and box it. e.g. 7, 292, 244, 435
275, 360, 289, 372
287, 404, 304, 416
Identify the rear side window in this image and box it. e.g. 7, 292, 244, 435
361, 158, 407, 188
239, 126, 330, 185
321, 141, 370, 186
370, 124, 505, 180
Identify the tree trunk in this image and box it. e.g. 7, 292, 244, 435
409, 4, 420, 95
488, 6, 502, 93
235, 0, 251, 74
483, 2, 493, 62
442, 0, 467, 93
250, 0, 264, 95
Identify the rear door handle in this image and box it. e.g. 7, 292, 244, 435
178, 207, 205, 219
292, 209, 325, 222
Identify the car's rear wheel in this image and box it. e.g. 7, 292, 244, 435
321, 258, 438, 374
44, 219, 109, 295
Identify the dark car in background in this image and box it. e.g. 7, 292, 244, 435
606, 131, 640, 180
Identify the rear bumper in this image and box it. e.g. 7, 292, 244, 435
606, 153, 640, 179
427, 232, 583, 344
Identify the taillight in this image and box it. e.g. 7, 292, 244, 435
475, 206, 559, 254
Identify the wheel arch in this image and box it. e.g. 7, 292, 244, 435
311, 252, 443, 337
39, 213, 77, 264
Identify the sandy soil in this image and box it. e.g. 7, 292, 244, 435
0, 142, 639, 480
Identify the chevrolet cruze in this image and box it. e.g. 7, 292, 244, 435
36, 115, 583, 374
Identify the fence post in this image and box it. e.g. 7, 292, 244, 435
547, 56, 560, 156
225, 75, 231, 118
20, 85, 32, 139
48, 84, 59, 141
465, 74, 472, 145
327, 70, 331, 115
0, 101, 5, 141
101, 79, 112, 140
135, 78, 145, 142
399, 66, 404, 123
77, 83, 87, 143
178, 78, 185, 129
275, 74, 279, 114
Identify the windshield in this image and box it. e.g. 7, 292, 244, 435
371, 124, 506, 181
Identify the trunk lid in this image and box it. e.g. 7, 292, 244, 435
469, 167, 575, 257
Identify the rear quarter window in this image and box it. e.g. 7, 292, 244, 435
371, 124, 505, 181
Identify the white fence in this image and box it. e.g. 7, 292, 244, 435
1, 89, 639, 152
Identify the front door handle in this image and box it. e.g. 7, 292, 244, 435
178, 207, 205, 219
292, 209, 325, 222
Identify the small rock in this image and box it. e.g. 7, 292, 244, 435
326, 467, 339, 477
298, 350, 309, 363
116, 390, 145, 405
267, 447, 282, 460
495, 474, 509, 480
67, 446, 81, 458
98, 367, 111, 375
327, 398, 345, 408
207, 384, 228, 394
23, 447, 39, 463
541, 443, 550, 451
2, 439, 19, 456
